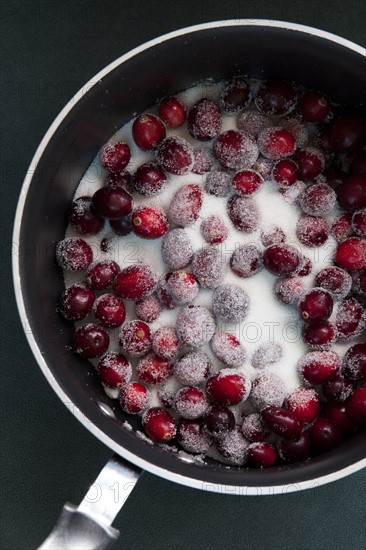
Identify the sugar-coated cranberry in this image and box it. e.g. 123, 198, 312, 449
282, 115, 309, 148
113, 264, 156, 301
59, 284, 95, 321
176, 419, 212, 453
296, 216, 329, 247
261, 226, 286, 247
69, 197, 105, 235
56, 238, 93, 271
347, 386, 366, 426
255, 80, 297, 116
220, 77, 251, 114
248, 442, 277, 468
279, 180, 306, 204
296, 256, 313, 277
86, 261, 120, 291
352, 208, 366, 236
168, 183, 203, 226
336, 175, 366, 212
251, 373, 287, 410
272, 159, 298, 186
204, 406, 235, 438
261, 406, 302, 440
286, 387, 319, 424
335, 237, 366, 270
110, 215, 132, 236
213, 284, 249, 324
192, 147, 215, 174
73, 323, 109, 358
302, 322, 336, 350
335, 297, 366, 340
176, 305, 215, 348
227, 196, 260, 233
241, 413, 268, 442
263, 244, 301, 276
232, 169, 263, 196
192, 246, 226, 289
295, 148, 325, 180
237, 110, 271, 138
132, 113, 166, 150
142, 407, 176, 442
323, 375, 354, 402
353, 270, 366, 299
216, 428, 250, 467
310, 417, 342, 450
206, 370, 249, 406
298, 183, 336, 217
132, 205, 168, 239
187, 98, 222, 141
274, 277, 303, 305
166, 271, 199, 305
93, 293, 126, 328
230, 244, 262, 278
331, 213, 352, 242
99, 142, 131, 172
119, 382, 150, 414
161, 229, 193, 270
299, 288, 333, 324
299, 90, 330, 122
251, 343, 283, 369
253, 156, 274, 179
173, 351, 211, 386
210, 332, 247, 368
156, 136, 194, 175
204, 170, 231, 197
92, 187, 133, 220
97, 352, 131, 388
315, 267, 352, 301
119, 320, 151, 357
174, 386, 209, 419
343, 343, 366, 384
331, 113, 366, 152
278, 433, 311, 463
152, 326, 180, 360
200, 215, 228, 244
107, 170, 133, 192
158, 96, 186, 128
156, 273, 175, 310
298, 351, 341, 385
214, 130, 259, 170
133, 162, 167, 196
350, 151, 366, 175
325, 401, 356, 433
137, 353, 172, 386
258, 127, 296, 160
136, 295, 161, 323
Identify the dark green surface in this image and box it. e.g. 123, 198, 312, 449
1, 1, 366, 549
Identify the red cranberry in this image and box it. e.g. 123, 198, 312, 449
324, 168, 347, 190
107, 170, 132, 192
315, 267, 352, 301
132, 113, 166, 150
251, 374, 287, 410
343, 343, 366, 384
331, 213, 352, 242
274, 277, 303, 305
213, 130, 258, 170
216, 428, 250, 466
168, 183, 203, 226
119, 320, 151, 357
136, 295, 161, 323
99, 142, 131, 172
263, 244, 301, 276
210, 332, 247, 367
335, 237, 366, 270
261, 227, 286, 247
174, 386, 209, 420
137, 353, 172, 386
119, 382, 150, 414
86, 260, 120, 291
166, 271, 199, 305
278, 433, 311, 463
336, 175, 366, 212
325, 401, 356, 433
176, 305, 215, 348
315, 125, 334, 154
323, 375, 353, 402
232, 169, 263, 196
230, 244, 262, 278
258, 127, 296, 160
347, 386, 366, 426
200, 215, 228, 244
176, 419, 212, 453
286, 387, 319, 424
173, 351, 211, 386
310, 417, 342, 450
296, 256, 313, 277
335, 297, 366, 340
156, 136, 194, 175
302, 322, 336, 350
296, 216, 329, 247
142, 407, 176, 442
59, 284, 95, 322
133, 162, 167, 196
113, 264, 156, 301
299, 288, 333, 324
212, 284, 249, 323
73, 323, 109, 358
255, 80, 297, 116
352, 208, 366, 236
237, 110, 271, 138
298, 183, 335, 216
248, 442, 277, 468
204, 406, 235, 438
161, 229, 193, 270
241, 413, 268, 442
207, 370, 249, 406
262, 406, 302, 440
93, 294, 126, 328
295, 148, 325, 180
192, 246, 226, 289
331, 113, 366, 152
299, 90, 330, 122
192, 147, 215, 174
204, 170, 231, 197
97, 352, 131, 388
227, 196, 260, 233
110, 214, 132, 236
69, 197, 105, 235
132, 205, 168, 239
220, 77, 251, 114
272, 159, 298, 186
158, 96, 186, 128
152, 326, 180, 360
187, 98, 222, 141
56, 238, 93, 271
350, 151, 366, 175
92, 187, 133, 220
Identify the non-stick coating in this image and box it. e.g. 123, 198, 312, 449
16, 23, 366, 488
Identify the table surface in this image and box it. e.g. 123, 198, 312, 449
1, 1, 366, 549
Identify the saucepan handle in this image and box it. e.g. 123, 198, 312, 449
38, 454, 142, 550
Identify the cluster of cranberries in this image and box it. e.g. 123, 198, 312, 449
56, 76, 366, 468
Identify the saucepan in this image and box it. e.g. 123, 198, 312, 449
12, 19, 366, 550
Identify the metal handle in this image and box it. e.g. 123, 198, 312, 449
38, 454, 142, 550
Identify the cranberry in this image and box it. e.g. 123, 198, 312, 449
258, 127, 296, 160
132, 205, 168, 239
347, 386, 366, 426
299, 183, 336, 216
295, 148, 325, 180
107, 170, 133, 192
204, 406, 235, 438
315, 125, 334, 154
136, 353, 172, 386
156, 273, 175, 309
99, 142, 131, 172
204, 171, 231, 197
315, 266, 352, 301
323, 375, 353, 402
331, 213, 352, 242
56, 238, 93, 271
237, 110, 271, 138
336, 175, 366, 212
220, 77, 251, 114
176, 305, 215, 348
212, 284, 249, 324
187, 98, 222, 141
230, 244, 262, 278
286, 387, 319, 424
255, 79, 297, 116
248, 442, 277, 468
282, 115, 309, 148
216, 428, 250, 466
254, 156, 275, 178
241, 413, 268, 442
158, 96, 186, 128
261, 227, 286, 247
192, 147, 215, 174
86, 260, 120, 291
110, 215, 132, 236
262, 406, 302, 440
299, 288, 333, 324
176, 420, 212, 453
353, 270, 366, 299
152, 326, 180, 360
142, 407, 176, 442
279, 180, 306, 204
132, 113, 166, 150
274, 277, 303, 305
310, 417, 342, 450
324, 168, 347, 190
161, 229, 193, 270
325, 401, 356, 433
335, 237, 366, 270
156, 136, 194, 175
173, 351, 211, 386
59, 284, 95, 321
168, 183, 203, 226
69, 197, 105, 235
296, 256, 313, 277
227, 196, 260, 233
166, 271, 199, 305
136, 295, 161, 323
133, 162, 167, 196
119, 382, 150, 414
232, 169, 263, 196
263, 244, 301, 276
210, 332, 247, 368
302, 322, 336, 350
352, 208, 366, 236
73, 323, 109, 358
272, 159, 298, 186
200, 215, 228, 244
174, 386, 209, 419
343, 343, 366, 384
331, 113, 366, 152
97, 352, 131, 388
299, 90, 330, 122
251, 343, 283, 369
93, 293, 126, 328
92, 187, 133, 220
207, 370, 249, 406
119, 320, 152, 357
335, 297, 366, 340
213, 130, 258, 170
192, 246, 226, 289
251, 374, 287, 410
278, 433, 311, 463
350, 151, 366, 175
296, 216, 329, 247
113, 264, 156, 301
